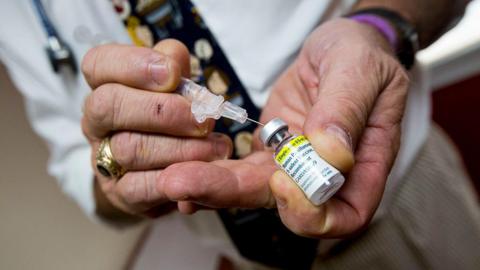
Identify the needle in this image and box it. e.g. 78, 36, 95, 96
247, 118, 264, 126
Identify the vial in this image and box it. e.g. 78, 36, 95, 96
260, 118, 345, 205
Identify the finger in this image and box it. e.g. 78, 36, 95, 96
152, 39, 190, 78
82, 83, 213, 139
94, 166, 169, 215
299, 51, 378, 172
110, 132, 232, 170
298, 38, 403, 171
81, 42, 188, 92
160, 152, 277, 209
91, 140, 176, 216
329, 68, 408, 234
270, 170, 360, 238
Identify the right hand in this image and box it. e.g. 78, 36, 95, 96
81, 40, 233, 218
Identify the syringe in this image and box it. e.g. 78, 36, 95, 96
177, 78, 262, 125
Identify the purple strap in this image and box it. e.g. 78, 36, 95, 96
349, 14, 398, 50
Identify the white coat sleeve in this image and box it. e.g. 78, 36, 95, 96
0, 44, 97, 220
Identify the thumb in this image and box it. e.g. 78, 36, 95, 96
149, 38, 191, 92
303, 99, 361, 173
302, 59, 381, 173
303, 95, 357, 173
305, 124, 354, 173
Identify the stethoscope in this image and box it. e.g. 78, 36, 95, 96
31, 0, 77, 74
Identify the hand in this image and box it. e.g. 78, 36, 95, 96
81, 40, 233, 218
257, 18, 409, 237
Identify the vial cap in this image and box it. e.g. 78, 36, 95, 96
259, 118, 289, 146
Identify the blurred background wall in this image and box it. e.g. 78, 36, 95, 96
0, 64, 147, 270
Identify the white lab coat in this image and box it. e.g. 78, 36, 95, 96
0, 0, 433, 268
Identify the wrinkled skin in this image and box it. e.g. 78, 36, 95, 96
81, 18, 409, 237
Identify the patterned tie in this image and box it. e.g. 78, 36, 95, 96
112, 1, 318, 268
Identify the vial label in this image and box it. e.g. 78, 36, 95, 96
275, 136, 340, 199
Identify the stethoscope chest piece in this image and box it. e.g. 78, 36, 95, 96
32, 0, 77, 74
46, 35, 77, 74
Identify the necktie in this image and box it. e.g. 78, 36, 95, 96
112, 1, 318, 268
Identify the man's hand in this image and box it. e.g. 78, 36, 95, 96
257, 18, 409, 237
81, 18, 409, 238
147, 18, 409, 238
81, 40, 234, 218
82, 40, 278, 220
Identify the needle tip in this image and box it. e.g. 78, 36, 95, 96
247, 118, 264, 126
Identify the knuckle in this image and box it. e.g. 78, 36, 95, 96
111, 132, 143, 168
83, 85, 114, 129
81, 46, 101, 85
152, 170, 166, 196
393, 68, 410, 90
162, 165, 190, 200
81, 117, 98, 142
384, 54, 410, 89
119, 181, 140, 206
119, 172, 150, 206
163, 163, 208, 201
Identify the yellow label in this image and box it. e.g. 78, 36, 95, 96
291, 135, 307, 147
275, 146, 291, 164
275, 135, 308, 164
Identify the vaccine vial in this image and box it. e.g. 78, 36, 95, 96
260, 118, 345, 205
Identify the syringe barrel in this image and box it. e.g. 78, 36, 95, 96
221, 101, 248, 124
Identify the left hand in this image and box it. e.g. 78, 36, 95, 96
256, 18, 409, 237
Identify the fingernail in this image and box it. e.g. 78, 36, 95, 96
325, 125, 353, 152
196, 121, 212, 137
214, 134, 231, 160
149, 57, 169, 86
275, 197, 287, 209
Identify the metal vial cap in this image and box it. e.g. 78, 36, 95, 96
259, 118, 289, 146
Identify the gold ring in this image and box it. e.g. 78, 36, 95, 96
95, 137, 126, 179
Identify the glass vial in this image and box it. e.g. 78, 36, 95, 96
260, 118, 345, 205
